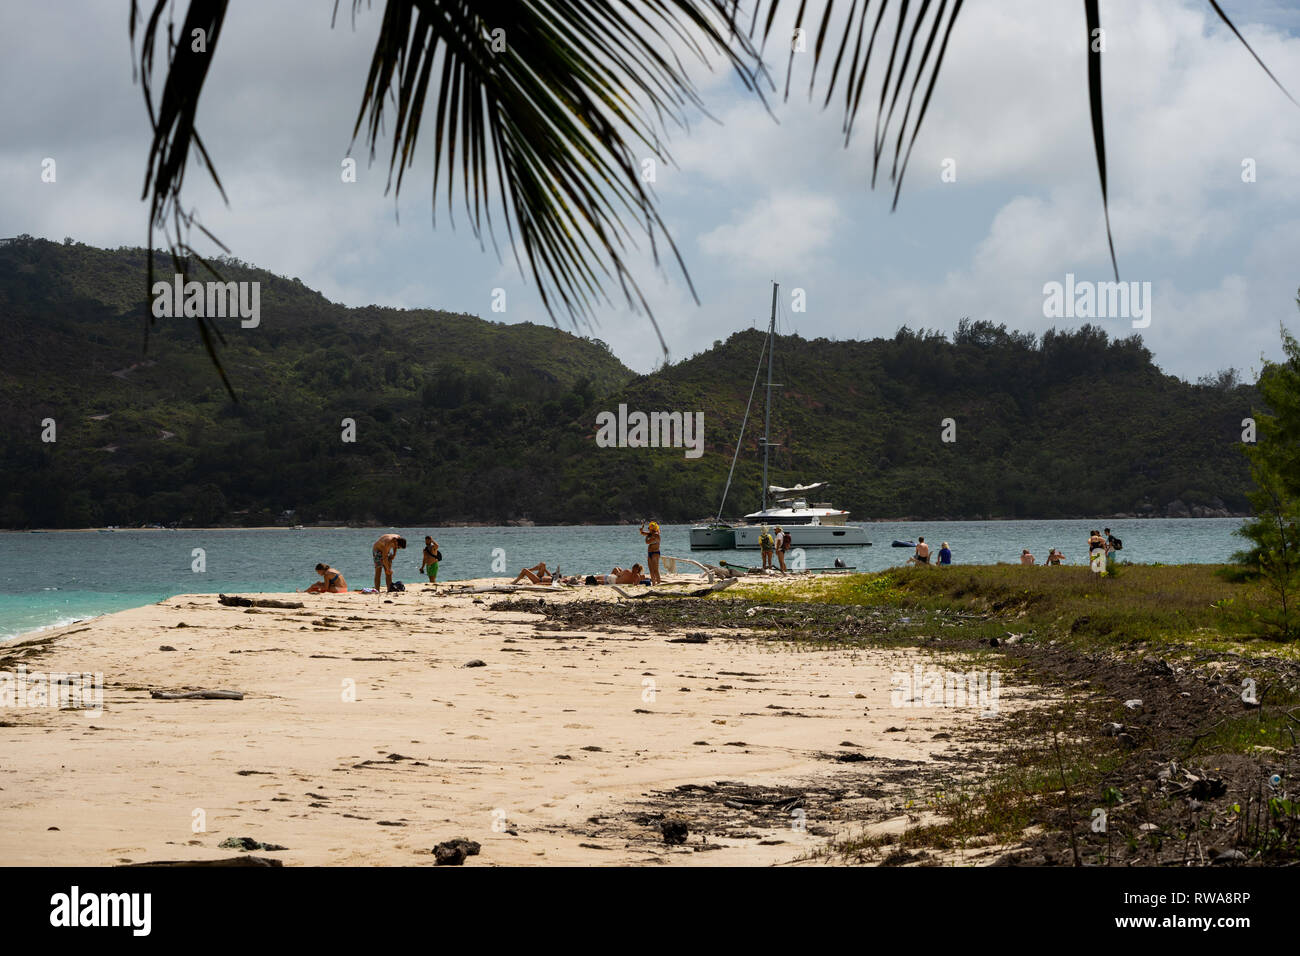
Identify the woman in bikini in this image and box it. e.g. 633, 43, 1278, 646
306, 563, 347, 593
639, 521, 662, 585
513, 562, 553, 585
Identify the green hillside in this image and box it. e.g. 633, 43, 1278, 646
0, 236, 1256, 527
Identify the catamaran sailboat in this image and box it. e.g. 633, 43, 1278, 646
689, 282, 870, 550
731, 483, 868, 548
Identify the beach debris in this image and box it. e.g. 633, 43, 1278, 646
667, 632, 711, 643
836, 752, 871, 762
433, 837, 481, 865
660, 817, 690, 845
122, 856, 283, 867
158, 645, 177, 652
218, 595, 304, 609
218, 837, 287, 852
463, 659, 486, 668
612, 580, 736, 600
1102, 722, 1125, 736
1210, 848, 1247, 865
1123, 699, 1143, 710
1190, 777, 1228, 800
1144, 658, 1175, 677
151, 689, 244, 700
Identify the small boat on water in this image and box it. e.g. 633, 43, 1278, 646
689, 282, 869, 550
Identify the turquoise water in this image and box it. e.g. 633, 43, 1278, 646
0, 518, 1246, 640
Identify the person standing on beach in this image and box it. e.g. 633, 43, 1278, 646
1087, 530, 1107, 574
759, 526, 775, 570
420, 535, 440, 584
639, 521, 662, 585
774, 526, 789, 572
1104, 527, 1122, 570
372, 533, 407, 591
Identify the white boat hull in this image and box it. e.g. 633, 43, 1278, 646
732, 524, 870, 548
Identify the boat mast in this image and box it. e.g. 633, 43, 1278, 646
762, 281, 778, 512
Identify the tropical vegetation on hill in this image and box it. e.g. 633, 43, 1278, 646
0, 237, 1257, 527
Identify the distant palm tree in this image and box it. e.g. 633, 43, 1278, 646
131, 0, 1291, 395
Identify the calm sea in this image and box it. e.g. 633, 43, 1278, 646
0, 518, 1246, 640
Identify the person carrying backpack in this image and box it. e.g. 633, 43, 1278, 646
759, 527, 775, 570
1104, 527, 1122, 571
420, 535, 442, 583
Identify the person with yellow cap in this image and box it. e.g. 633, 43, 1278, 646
639, 520, 662, 585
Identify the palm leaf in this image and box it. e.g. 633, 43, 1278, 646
132, 0, 1296, 392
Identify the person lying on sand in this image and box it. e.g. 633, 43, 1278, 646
513, 562, 553, 585
585, 564, 645, 585
611, 564, 644, 585
703, 561, 745, 579
305, 563, 347, 593
372, 534, 407, 591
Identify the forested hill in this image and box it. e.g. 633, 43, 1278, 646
0, 236, 1256, 527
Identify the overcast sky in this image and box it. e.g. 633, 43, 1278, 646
2, 0, 1298, 379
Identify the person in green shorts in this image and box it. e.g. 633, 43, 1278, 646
420, 535, 440, 583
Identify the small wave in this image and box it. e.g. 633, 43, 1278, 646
1, 614, 88, 642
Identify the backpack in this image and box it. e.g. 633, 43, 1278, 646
760, 533, 774, 549
1109, 536, 1123, 551
390, 580, 406, 592
434, 549, 442, 561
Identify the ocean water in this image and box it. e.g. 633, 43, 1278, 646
0, 518, 1246, 640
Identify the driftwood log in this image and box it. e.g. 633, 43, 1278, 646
218, 594, 304, 609
611, 579, 737, 600
150, 689, 245, 700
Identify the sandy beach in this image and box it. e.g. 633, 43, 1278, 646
0, 578, 1026, 866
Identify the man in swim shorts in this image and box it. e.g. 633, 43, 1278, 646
372, 533, 407, 591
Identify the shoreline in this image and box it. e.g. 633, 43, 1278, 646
0, 554, 1245, 646
2, 514, 1249, 534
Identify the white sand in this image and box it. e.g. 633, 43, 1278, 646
0, 580, 1021, 865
